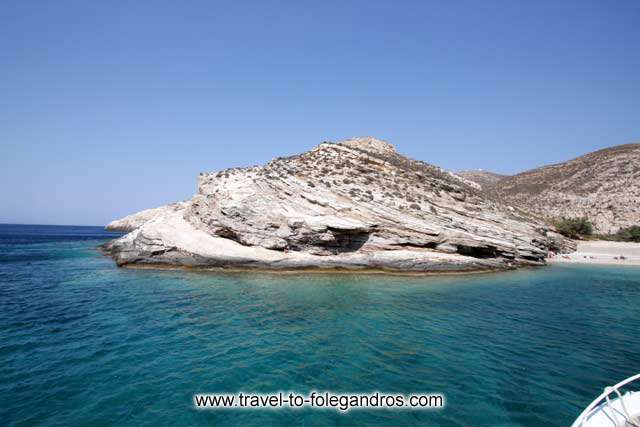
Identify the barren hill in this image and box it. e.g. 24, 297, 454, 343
464, 144, 640, 234
456, 170, 506, 190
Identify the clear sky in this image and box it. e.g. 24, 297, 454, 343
1, 1, 639, 225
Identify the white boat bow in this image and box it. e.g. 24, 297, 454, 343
572, 373, 640, 427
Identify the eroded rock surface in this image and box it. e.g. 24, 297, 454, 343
105, 202, 188, 232
104, 137, 574, 273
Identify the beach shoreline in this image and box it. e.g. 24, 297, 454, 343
549, 240, 640, 266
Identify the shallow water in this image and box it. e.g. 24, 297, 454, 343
1, 224, 640, 426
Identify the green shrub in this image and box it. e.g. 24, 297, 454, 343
616, 226, 640, 242
555, 217, 593, 239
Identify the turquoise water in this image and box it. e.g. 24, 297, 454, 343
1, 224, 640, 426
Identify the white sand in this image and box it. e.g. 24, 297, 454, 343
548, 240, 640, 266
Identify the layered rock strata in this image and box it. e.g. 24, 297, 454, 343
104, 137, 574, 273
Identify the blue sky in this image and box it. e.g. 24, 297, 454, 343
1, 1, 639, 225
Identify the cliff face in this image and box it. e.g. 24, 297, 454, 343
473, 144, 640, 234
104, 137, 573, 273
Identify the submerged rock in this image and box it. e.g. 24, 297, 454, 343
104, 137, 575, 273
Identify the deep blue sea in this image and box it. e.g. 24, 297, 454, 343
1, 224, 640, 426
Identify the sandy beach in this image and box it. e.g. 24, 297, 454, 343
549, 240, 640, 266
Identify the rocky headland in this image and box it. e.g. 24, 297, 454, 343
104, 137, 574, 273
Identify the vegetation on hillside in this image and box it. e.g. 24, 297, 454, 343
615, 226, 640, 242
555, 217, 593, 239
589, 226, 640, 242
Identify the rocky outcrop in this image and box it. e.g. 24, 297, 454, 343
105, 202, 188, 232
470, 143, 640, 234
104, 137, 574, 273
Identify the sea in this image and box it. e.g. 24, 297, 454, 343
1, 224, 639, 426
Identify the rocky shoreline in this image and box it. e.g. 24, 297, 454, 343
104, 137, 574, 274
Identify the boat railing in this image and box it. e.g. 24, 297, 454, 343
572, 373, 640, 427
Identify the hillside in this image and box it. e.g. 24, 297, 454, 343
456, 170, 506, 190
103, 137, 572, 273
463, 144, 640, 234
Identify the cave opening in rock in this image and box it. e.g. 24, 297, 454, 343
457, 245, 498, 259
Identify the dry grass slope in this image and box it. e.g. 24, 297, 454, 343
475, 143, 640, 234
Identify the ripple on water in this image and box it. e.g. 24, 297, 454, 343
1, 228, 640, 426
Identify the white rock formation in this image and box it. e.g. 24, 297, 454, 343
105, 202, 188, 232
104, 137, 574, 273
